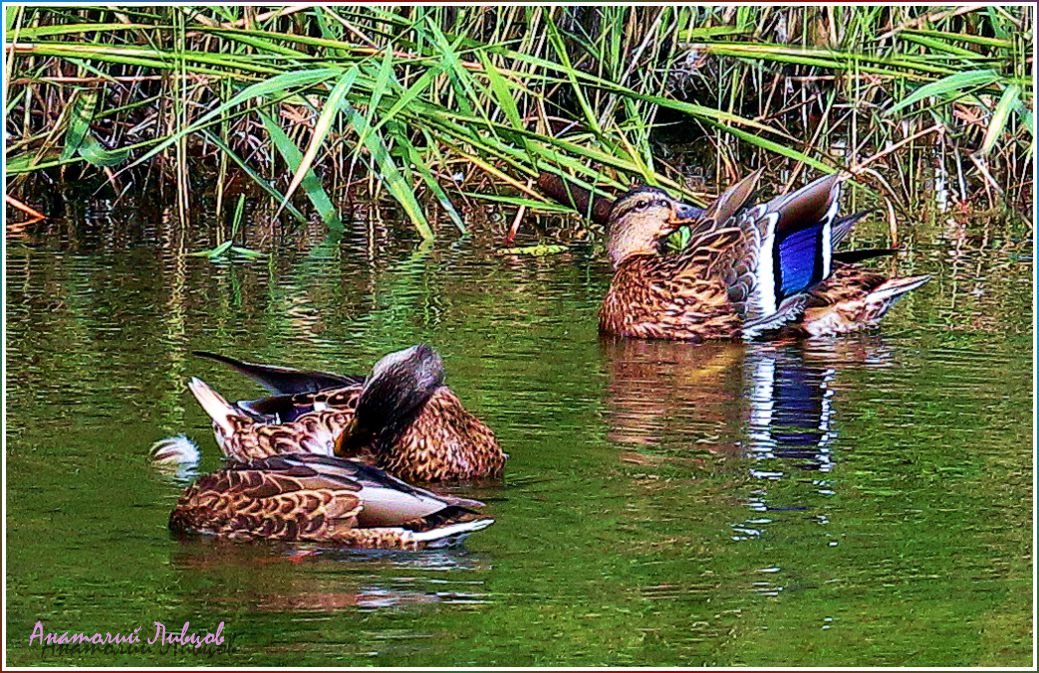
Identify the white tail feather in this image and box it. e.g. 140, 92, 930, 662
406, 519, 495, 548
149, 434, 200, 465
187, 377, 243, 435
866, 275, 931, 305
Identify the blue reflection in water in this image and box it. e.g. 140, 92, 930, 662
600, 336, 898, 566
733, 339, 896, 573
743, 343, 838, 470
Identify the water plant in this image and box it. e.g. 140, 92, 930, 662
4, 5, 1033, 239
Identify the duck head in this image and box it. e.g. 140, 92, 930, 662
606, 186, 702, 268
349, 344, 446, 444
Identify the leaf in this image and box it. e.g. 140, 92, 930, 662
978, 85, 1020, 156
406, 129, 465, 233
188, 239, 233, 258
886, 69, 1001, 116
340, 100, 433, 240
357, 45, 396, 147
124, 68, 340, 172
258, 109, 343, 232
372, 65, 441, 133
61, 88, 98, 160
5, 4, 22, 33
423, 19, 478, 118
477, 52, 524, 133
77, 133, 131, 167
498, 244, 569, 256
229, 193, 247, 237
277, 67, 357, 217
545, 16, 602, 136
230, 245, 267, 259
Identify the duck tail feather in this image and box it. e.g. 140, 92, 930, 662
408, 518, 495, 548
187, 377, 245, 436
866, 274, 931, 305
149, 434, 201, 465
192, 351, 360, 395
703, 169, 762, 227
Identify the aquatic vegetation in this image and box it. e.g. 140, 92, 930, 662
4, 6, 1033, 239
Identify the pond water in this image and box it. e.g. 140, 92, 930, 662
4, 193, 1033, 666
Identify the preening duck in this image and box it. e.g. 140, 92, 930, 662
598, 171, 930, 341
187, 345, 506, 482
169, 453, 494, 549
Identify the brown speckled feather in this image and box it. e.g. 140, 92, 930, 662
369, 387, 506, 482
600, 229, 745, 341
192, 352, 505, 482
216, 386, 503, 482
782, 263, 931, 337
169, 454, 492, 549
600, 173, 927, 340
169, 454, 363, 543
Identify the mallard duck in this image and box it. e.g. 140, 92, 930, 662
599, 171, 930, 341
188, 345, 506, 482
169, 453, 493, 549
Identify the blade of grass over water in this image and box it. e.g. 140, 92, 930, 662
277, 66, 358, 218
258, 109, 343, 233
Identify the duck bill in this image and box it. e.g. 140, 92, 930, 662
670, 201, 704, 225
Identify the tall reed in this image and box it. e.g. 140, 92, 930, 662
4, 5, 1033, 238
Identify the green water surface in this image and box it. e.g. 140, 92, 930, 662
4, 200, 1033, 667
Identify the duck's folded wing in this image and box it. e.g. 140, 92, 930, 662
169, 455, 364, 540
682, 174, 846, 336
193, 351, 363, 394
686, 169, 762, 239
294, 455, 484, 528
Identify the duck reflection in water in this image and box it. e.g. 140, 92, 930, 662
600, 336, 895, 470
167, 536, 491, 613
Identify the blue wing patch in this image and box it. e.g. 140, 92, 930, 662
776, 225, 824, 298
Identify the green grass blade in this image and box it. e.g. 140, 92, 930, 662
60, 88, 98, 161
886, 69, 1001, 116
277, 67, 358, 215
124, 68, 340, 172
979, 84, 1020, 156
341, 101, 433, 239
258, 109, 343, 232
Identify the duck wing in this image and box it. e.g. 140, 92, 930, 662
169, 454, 364, 540
193, 351, 363, 395
171, 454, 484, 541
682, 173, 848, 338
236, 386, 362, 425
794, 263, 931, 337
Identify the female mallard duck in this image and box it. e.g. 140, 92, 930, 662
187, 345, 506, 482
599, 171, 930, 341
169, 453, 493, 549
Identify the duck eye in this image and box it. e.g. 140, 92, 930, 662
636, 200, 648, 209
